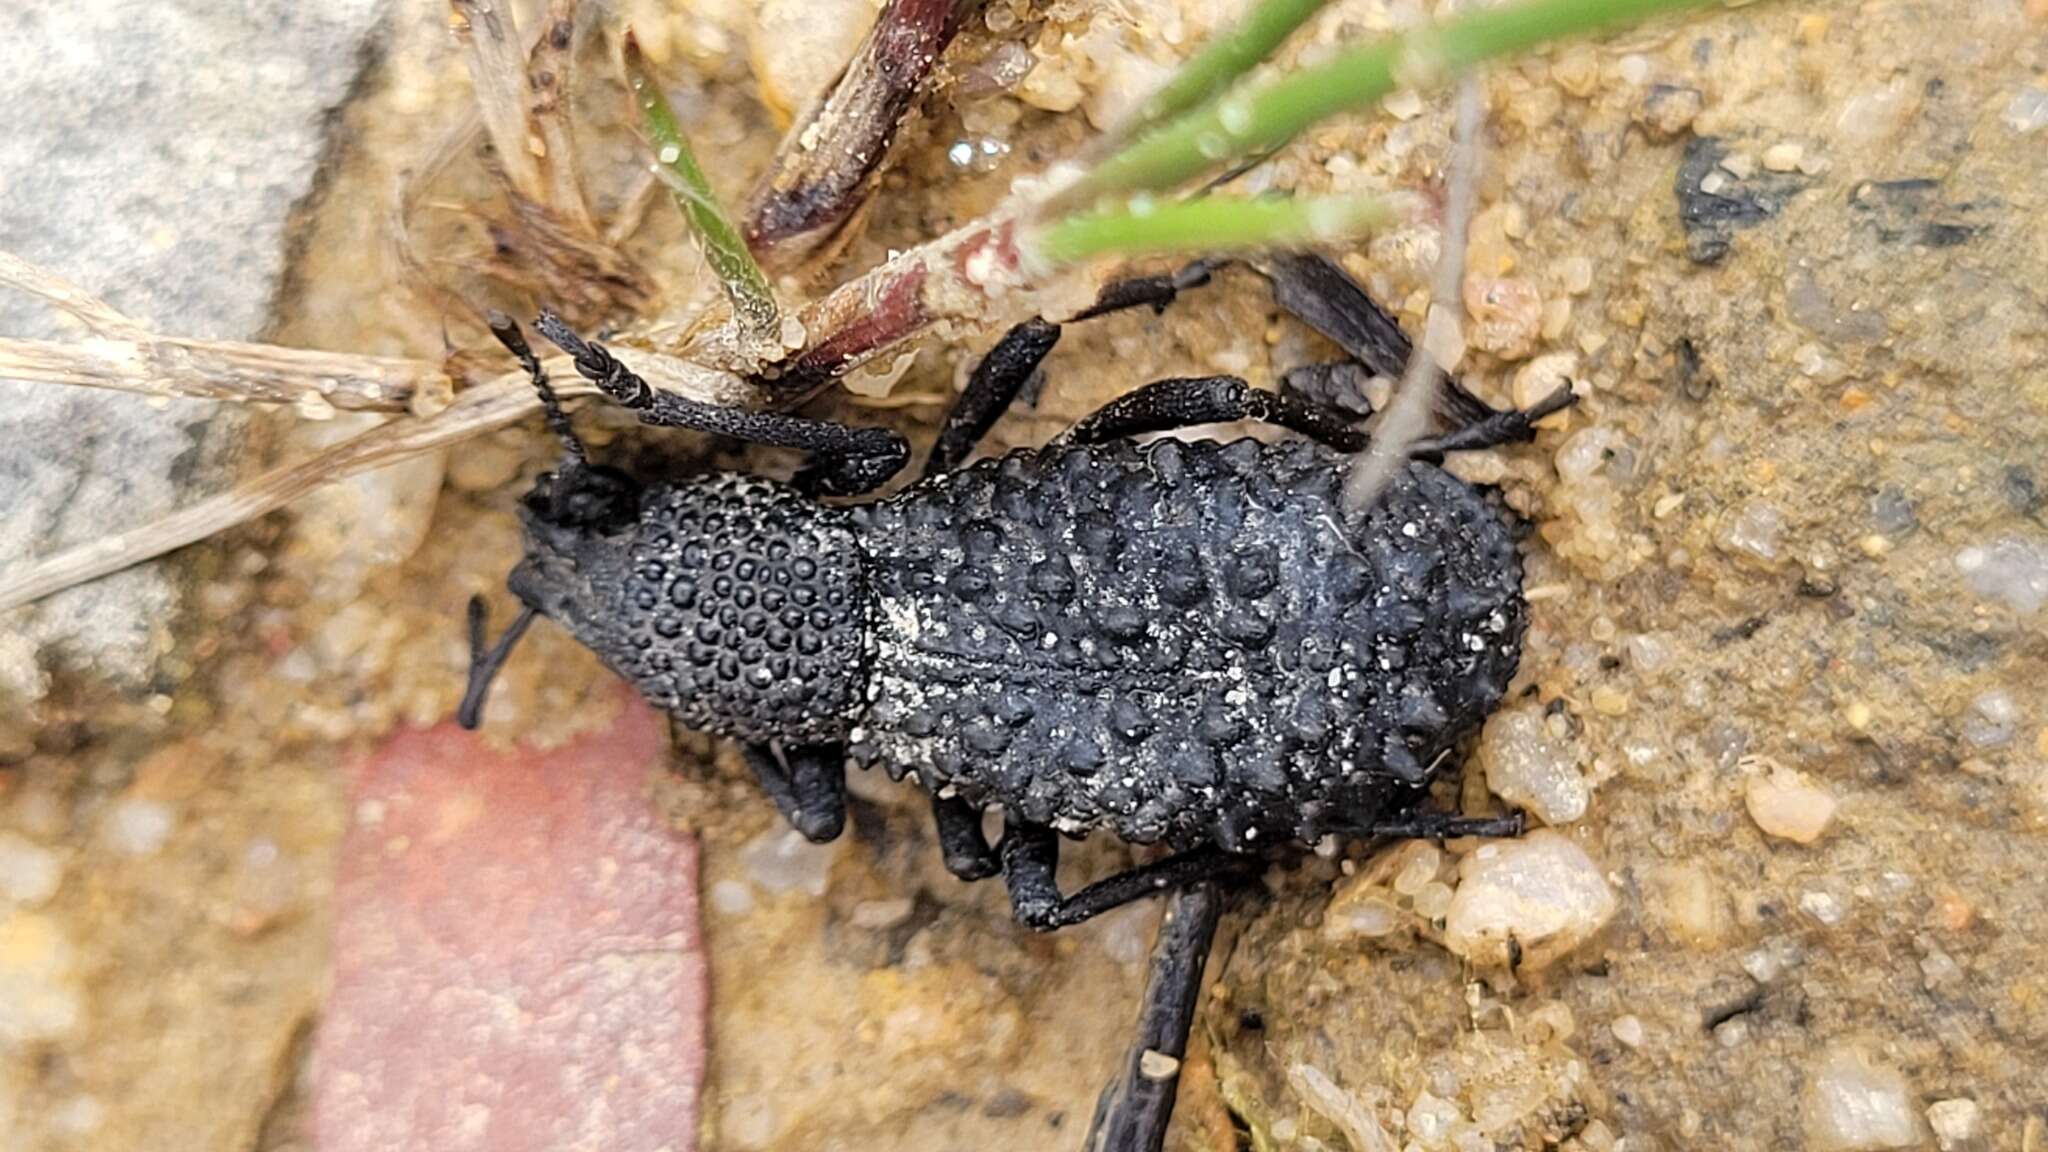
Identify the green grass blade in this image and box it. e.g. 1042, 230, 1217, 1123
624, 33, 779, 340
1112, 0, 1336, 143
1028, 194, 1399, 268
1065, 0, 1725, 207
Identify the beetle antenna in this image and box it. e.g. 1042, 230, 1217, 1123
459, 593, 539, 730
487, 310, 586, 468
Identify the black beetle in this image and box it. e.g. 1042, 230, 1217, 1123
461, 253, 1572, 1151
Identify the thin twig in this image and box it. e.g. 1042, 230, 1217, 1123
767, 203, 1041, 399
1345, 78, 1483, 512
0, 368, 547, 613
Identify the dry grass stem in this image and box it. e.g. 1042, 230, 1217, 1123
0, 332, 767, 611
0, 366, 567, 613
1344, 79, 1483, 511
525, 0, 594, 232
0, 335, 445, 416
0, 250, 142, 337
449, 0, 548, 206
1, 250, 449, 415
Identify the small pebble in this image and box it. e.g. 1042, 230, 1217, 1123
1961, 690, 2018, 748
1412, 881, 1455, 921
1720, 501, 1787, 565
0, 913, 82, 1044
1323, 883, 1404, 941
1610, 1014, 1645, 1048
2005, 86, 2048, 134
1644, 862, 1729, 947
1382, 88, 1424, 120
1138, 1049, 1181, 1080
1639, 84, 1704, 138
1555, 256, 1594, 296
1463, 276, 1544, 360
1407, 1090, 1463, 1144
1443, 830, 1615, 970
1800, 889, 1846, 925
850, 897, 915, 930
1804, 1046, 1923, 1151
1955, 537, 2048, 613
1744, 763, 1838, 843
1393, 843, 1442, 896
1918, 948, 1961, 990
104, 798, 175, 858
709, 879, 754, 916
1762, 142, 1806, 172
1479, 706, 1589, 825
738, 828, 837, 897
0, 833, 61, 906
1926, 1099, 1982, 1151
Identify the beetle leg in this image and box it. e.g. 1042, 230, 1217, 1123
1367, 809, 1526, 841
1405, 384, 1579, 460
931, 795, 1000, 881
1066, 259, 1222, 322
998, 820, 1255, 932
1056, 375, 1368, 453
1083, 881, 1223, 1152
1252, 252, 1499, 428
533, 311, 911, 496
741, 742, 847, 843
921, 261, 1221, 478
922, 318, 1062, 479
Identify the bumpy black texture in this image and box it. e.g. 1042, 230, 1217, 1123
516, 440, 1524, 850
511, 472, 868, 744
848, 437, 1524, 849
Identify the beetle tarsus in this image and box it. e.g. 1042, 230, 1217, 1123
998, 820, 1255, 932
743, 743, 849, 843
459, 595, 538, 731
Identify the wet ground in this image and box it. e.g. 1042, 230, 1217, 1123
2, 0, 2044, 1149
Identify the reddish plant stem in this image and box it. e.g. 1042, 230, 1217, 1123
743, 0, 977, 270
764, 210, 1035, 401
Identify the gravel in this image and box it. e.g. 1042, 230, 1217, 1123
1479, 706, 1591, 826
1442, 830, 1616, 970
0, 833, 62, 907
1954, 537, 2048, 614
1803, 1046, 1923, 1151
1743, 761, 1838, 844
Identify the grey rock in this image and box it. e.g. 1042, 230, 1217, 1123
0, 0, 389, 689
